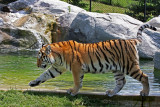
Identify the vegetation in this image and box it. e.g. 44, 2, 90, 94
0, 90, 115, 106
126, 0, 160, 21
80, 0, 127, 13
61, 0, 159, 22
93, 0, 133, 8
0, 0, 17, 4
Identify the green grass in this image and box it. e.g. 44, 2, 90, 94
0, 90, 114, 107
80, 0, 128, 13
95, 0, 133, 8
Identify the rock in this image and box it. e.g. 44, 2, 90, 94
0, 27, 40, 52
59, 12, 160, 59
154, 52, 160, 70
8, 0, 86, 15
0, 17, 4, 26
0, 12, 57, 52
147, 16, 160, 28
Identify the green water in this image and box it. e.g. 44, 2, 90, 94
0, 54, 114, 91
0, 54, 160, 95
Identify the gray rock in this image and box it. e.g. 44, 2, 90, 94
154, 52, 160, 70
0, 27, 41, 53
8, 0, 85, 15
59, 12, 160, 59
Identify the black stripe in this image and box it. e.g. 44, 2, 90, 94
109, 40, 112, 49
70, 61, 72, 71
117, 40, 122, 71
68, 41, 74, 62
77, 55, 81, 65
52, 51, 62, 65
57, 42, 62, 47
119, 40, 125, 73
73, 41, 76, 50
113, 40, 121, 58
114, 73, 123, 77
110, 65, 112, 70
80, 75, 84, 79
87, 64, 90, 72
139, 72, 143, 81
48, 70, 55, 78
130, 41, 137, 52
88, 45, 97, 72
95, 52, 103, 72
106, 64, 109, 70
129, 42, 137, 59
126, 58, 130, 75
124, 41, 133, 61
85, 44, 87, 52
104, 43, 115, 57
110, 58, 117, 70
77, 43, 81, 52
130, 69, 140, 77
61, 41, 65, 46
95, 44, 101, 57
118, 77, 125, 81
134, 73, 140, 79
98, 44, 110, 64
53, 67, 62, 75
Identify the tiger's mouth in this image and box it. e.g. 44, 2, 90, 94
41, 64, 47, 68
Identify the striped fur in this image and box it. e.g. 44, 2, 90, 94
29, 24, 157, 97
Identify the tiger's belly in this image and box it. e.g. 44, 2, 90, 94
83, 61, 119, 73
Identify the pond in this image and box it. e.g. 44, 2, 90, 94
0, 53, 160, 96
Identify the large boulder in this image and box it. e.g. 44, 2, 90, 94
154, 52, 160, 70
59, 12, 160, 59
8, 0, 86, 15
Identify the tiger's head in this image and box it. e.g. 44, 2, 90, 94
37, 44, 55, 68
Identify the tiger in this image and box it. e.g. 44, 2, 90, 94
29, 23, 157, 97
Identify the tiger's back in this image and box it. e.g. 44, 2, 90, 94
59, 39, 140, 74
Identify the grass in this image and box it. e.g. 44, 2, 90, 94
79, 0, 128, 13
0, 90, 114, 106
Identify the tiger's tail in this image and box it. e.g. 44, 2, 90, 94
137, 24, 157, 42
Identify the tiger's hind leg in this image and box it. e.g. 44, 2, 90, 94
106, 71, 126, 97
129, 64, 149, 96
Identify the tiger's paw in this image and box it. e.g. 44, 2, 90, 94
29, 80, 41, 87
106, 90, 115, 97
140, 90, 149, 96
67, 88, 78, 96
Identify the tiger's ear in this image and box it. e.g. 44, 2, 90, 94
42, 43, 45, 47
45, 45, 51, 55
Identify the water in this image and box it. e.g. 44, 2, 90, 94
0, 53, 160, 96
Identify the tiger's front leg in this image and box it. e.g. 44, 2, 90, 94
67, 64, 84, 96
29, 66, 62, 87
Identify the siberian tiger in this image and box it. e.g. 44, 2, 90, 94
29, 24, 157, 97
